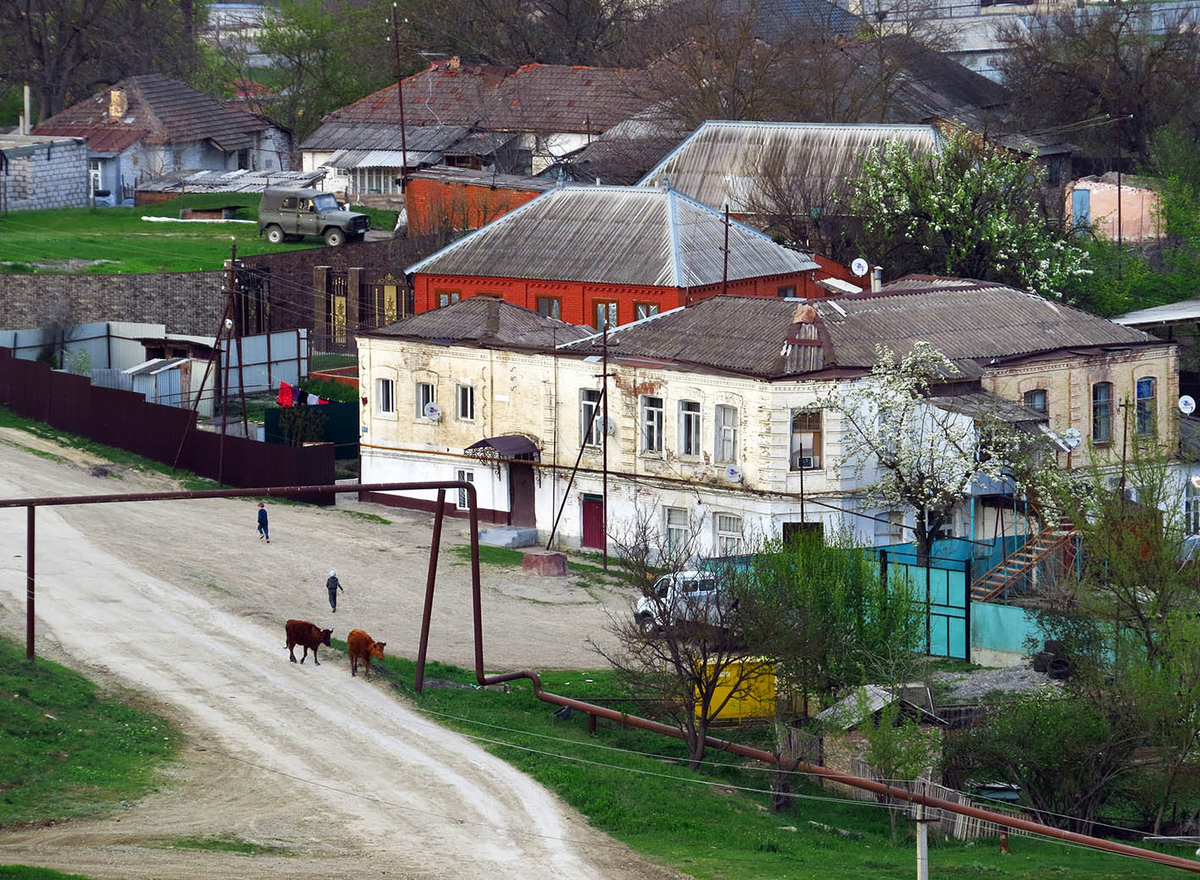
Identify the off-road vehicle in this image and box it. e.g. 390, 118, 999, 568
258, 188, 370, 247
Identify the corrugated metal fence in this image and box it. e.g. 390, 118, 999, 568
0, 348, 334, 501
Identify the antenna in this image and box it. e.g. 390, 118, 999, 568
851, 257, 870, 277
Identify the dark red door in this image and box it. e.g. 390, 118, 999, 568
581, 493, 605, 549
509, 463, 536, 528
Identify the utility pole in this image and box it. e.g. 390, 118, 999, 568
388, 4, 409, 194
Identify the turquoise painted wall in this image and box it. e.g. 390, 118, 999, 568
972, 602, 1042, 656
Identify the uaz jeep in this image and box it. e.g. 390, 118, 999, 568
258, 188, 370, 247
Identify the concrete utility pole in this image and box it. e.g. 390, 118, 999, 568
388, 4, 409, 194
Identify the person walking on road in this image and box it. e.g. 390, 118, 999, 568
257, 502, 270, 543
327, 570, 343, 612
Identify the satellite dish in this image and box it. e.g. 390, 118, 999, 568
423, 401, 443, 421
1180, 395, 1196, 415
602, 416, 617, 436
724, 464, 743, 483
850, 257, 870, 277
1061, 428, 1082, 450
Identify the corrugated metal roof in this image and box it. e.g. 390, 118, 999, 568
558, 283, 1162, 378
327, 148, 442, 168
638, 121, 940, 212
301, 121, 470, 153
363, 296, 592, 349
926, 392, 1048, 425
405, 185, 819, 287
1114, 298, 1200, 327
136, 169, 326, 193
409, 165, 556, 192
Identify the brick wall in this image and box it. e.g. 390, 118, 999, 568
0, 271, 225, 334
2, 140, 89, 210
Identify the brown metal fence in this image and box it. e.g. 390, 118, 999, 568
0, 348, 334, 500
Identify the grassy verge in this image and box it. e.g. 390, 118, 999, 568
316, 644, 1180, 879
450, 545, 623, 580
0, 869, 96, 879
0, 197, 314, 274
0, 636, 179, 826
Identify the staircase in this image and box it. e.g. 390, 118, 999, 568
971, 524, 1077, 603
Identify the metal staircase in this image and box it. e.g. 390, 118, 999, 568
971, 523, 1077, 603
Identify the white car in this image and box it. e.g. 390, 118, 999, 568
634, 570, 733, 630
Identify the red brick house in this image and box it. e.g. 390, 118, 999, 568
405, 184, 852, 328
404, 165, 555, 236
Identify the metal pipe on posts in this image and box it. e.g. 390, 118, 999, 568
9, 481, 1200, 872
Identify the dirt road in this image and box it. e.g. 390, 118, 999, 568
0, 435, 670, 879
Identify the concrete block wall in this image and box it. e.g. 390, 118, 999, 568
2, 141, 89, 210
0, 272, 225, 335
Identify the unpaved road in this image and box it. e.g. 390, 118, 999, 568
0, 434, 672, 879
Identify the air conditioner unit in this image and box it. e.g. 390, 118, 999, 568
800, 455, 821, 469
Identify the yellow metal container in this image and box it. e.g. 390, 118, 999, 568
696, 658, 776, 722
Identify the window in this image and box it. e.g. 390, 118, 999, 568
593, 300, 618, 330
1136, 377, 1157, 435
436, 290, 461, 308
777, 285, 796, 298
715, 513, 744, 556
679, 400, 701, 456
1188, 480, 1200, 535
1092, 382, 1113, 443
634, 302, 660, 321
457, 385, 475, 421
642, 396, 664, 453
715, 404, 738, 463
791, 410, 822, 470
88, 159, 102, 194
455, 469, 474, 510
581, 389, 602, 447
280, 196, 297, 209
874, 511, 905, 546
416, 381, 436, 418
1023, 389, 1048, 416
665, 507, 690, 557
376, 378, 395, 414
536, 297, 561, 319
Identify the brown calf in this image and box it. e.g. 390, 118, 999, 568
286, 619, 333, 666
347, 629, 386, 679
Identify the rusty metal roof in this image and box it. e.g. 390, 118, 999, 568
405, 184, 819, 286
559, 284, 1162, 379
638, 121, 940, 213
409, 165, 556, 192
34, 74, 270, 152
362, 296, 592, 350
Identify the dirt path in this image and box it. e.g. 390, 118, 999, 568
0, 437, 672, 879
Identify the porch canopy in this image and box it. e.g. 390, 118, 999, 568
465, 434, 539, 461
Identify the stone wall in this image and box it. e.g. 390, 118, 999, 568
0, 271, 225, 334
2, 139, 89, 210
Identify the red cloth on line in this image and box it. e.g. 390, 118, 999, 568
318, 398, 329, 405
278, 382, 293, 407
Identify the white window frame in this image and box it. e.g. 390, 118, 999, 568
665, 506, 690, 556
457, 384, 476, 422
791, 409, 822, 471
376, 377, 395, 415
715, 404, 738, 463
874, 510, 905, 546
581, 389, 602, 447
456, 468, 474, 510
88, 159, 102, 194
642, 395, 664, 454
416, 381, 436, 419
679, 400, 701, 457
715, 513, 743, 557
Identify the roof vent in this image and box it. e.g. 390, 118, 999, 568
792, 304, 817, 324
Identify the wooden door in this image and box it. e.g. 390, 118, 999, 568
509, 463, 536, 528
581, 493, 605, 549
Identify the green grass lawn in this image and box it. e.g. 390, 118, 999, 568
0, 868, 96, 880
0, 194, 396, 274
335, 648, 1189, 879
0, 636, 179, 826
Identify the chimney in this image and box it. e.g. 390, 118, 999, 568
109, 88, 127, 122
871, 265, 883, 293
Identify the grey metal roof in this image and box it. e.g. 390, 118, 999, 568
301, 122, 470, 153
362, 296, 592, 350
405, 184, 819, 287
637, 121, 940, 213
816, 685, 946, 731
1114, 298, 1200, 328
327, 148, 442, 168
926, 392, 1048, 425
559, 282, 1164, 379
135, 168, 326, 193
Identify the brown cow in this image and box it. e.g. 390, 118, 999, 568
286, 619, 333, 666
347, 629, 386, 679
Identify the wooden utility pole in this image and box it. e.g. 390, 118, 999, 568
389, 4, 409, 194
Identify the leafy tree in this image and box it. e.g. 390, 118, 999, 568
854, 691, 934, 842
732, 529, 923, 719
997, 0, 1200, 167
850, 129, 1089, 299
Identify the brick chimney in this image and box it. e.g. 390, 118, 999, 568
109, 88, 127, 122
